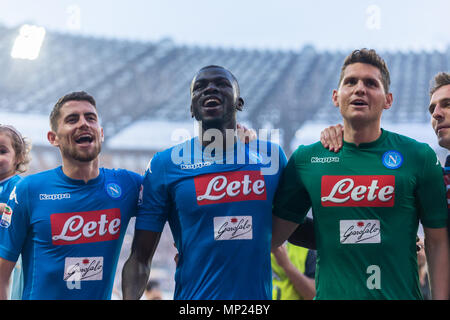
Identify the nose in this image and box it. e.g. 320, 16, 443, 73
204, 82, 219, 94
77, 115, 91, 128
354, 80, 366, 95
432, 104, 444, 120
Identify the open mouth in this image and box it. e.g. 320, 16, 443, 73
351, 99, 368, 107
74, 134, 94, 144
203, 97, 222, 108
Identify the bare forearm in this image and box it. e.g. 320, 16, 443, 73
121, 255, 151, 300
0, 281, 8, 300
282, 263, 316, 300
425, 237, 449, 300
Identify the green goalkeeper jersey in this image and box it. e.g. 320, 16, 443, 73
273, 129, 448, 300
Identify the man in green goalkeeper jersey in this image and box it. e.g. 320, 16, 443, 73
272, 49, 449, 300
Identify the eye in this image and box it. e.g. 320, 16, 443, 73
365, 79, 378, 87
429, 104, 436, 114
193, 81, 205, 91
217, 80, 230, 87
344, 78, 357, 86
86, 114, 97, 122
66, 116, 77, 124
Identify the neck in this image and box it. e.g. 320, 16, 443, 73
61, 157, 100, 183
343, 119, 382, 146
198, 121, 237, 150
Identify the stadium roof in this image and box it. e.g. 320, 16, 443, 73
0, 24, 448, 155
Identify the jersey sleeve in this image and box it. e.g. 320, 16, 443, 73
0, 179, 30, 262
272, 147, 312, 224
417, 145, 448, 228
135, 152, 170, 232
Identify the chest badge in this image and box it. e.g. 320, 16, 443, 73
382, 150, 403, 169
106, 183, 122, 199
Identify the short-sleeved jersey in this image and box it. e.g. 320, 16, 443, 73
0, 167, 142, 300
273, 129, 448, 300
0, 174, 24, 300
0, 175, 21, 203
136, 138, 287, 300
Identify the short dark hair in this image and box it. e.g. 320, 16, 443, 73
429, 72, 450, 97
191, 65, 240, 97
338, 49, 391, 93
50, 91, 96, 131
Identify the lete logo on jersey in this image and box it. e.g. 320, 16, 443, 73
321, 175, 395, 207
195, 171, 266, 205
51, 208, 121, 245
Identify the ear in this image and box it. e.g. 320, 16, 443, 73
332, 89, 340, 107
384, 93, 393, 110
47, 131, 59, 147
236, 98, 244, 112
100, 127, 105, 142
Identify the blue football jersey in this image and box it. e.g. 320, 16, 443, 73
136, 138, 287, 300
0, 175, 21, 203
0, 174, 24, 300
0, 167, 142, 300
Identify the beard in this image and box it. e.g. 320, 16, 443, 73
60, 143, 102, 162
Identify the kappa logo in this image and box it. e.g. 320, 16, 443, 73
311, 156, 340, 164
9, 186, 18, 204
180, 161, 212, 170
39, 193, 71, 201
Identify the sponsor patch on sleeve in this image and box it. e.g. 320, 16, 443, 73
0, 205, 13, 228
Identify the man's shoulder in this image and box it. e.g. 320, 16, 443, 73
384, 129, 429, 149
291, 141, 328, 161
19, 168, 59, 186
102, 167, 143, 185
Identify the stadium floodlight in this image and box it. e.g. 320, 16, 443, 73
10, 24, 46, 60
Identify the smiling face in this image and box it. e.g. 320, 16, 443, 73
47, 100, 104, 163
190, 67, 243, 130
0, 132, 18, 181
332, 62, 393, 128
430, 84, 450, 149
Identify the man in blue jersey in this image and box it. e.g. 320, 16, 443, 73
122, 65, 287, 300
0, 91, 142, 299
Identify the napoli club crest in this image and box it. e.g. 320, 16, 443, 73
106, 183, 122, 199
382, 150, 403, 169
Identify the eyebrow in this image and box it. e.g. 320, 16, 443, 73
64, 111, 98, 119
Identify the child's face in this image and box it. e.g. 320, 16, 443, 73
0, 132, 18, 181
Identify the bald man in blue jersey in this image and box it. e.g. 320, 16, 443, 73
122, 66, 287, 300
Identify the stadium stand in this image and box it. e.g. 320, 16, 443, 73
1, 23, 449, 298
